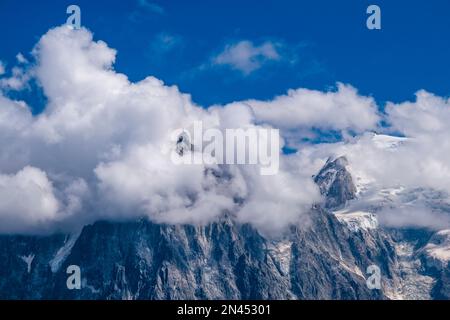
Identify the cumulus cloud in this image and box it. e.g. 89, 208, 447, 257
0, 166, 87, 234
0, 26, 323, 235
386, 90, 450, 137
0, 25, 448, 235
245, 83, 380, 139
0, 167, 59, 233
213, 40, 280, 75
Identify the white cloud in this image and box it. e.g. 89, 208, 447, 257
386, 90, 450, 137
235, 163, 319, 235
245, 83, 380, 136
213, 40, 280, 75
301, 128, 450, 230
0, 65, 32, 91
0, 25, 448, 235
0, 26, 323, 234
16, 53, 28, 64
0, 166, 60, 234
0, 61, 5, 75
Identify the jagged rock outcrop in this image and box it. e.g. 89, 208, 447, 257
314, 156, 356, 209
0, 208, 392, 299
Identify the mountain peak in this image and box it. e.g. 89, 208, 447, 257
314, 156, 356, 209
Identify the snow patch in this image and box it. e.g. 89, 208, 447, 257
267, 240, 292, 275
328, 251, 364, 279
20, 254, 35, 273
49, 231, 80, 273
372, 134, 408, 150
423, 229, 450, 263
334, 211, 378, 232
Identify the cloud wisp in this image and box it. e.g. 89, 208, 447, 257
137, 0, 165, 15
213, 40, 281, 75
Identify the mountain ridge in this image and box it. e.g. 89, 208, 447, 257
0, 147, 448, 299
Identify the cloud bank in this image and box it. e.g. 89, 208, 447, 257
0, 25, 449, 234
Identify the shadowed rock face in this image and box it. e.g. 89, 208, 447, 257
314, 156, 356, 210
175, 131, 194, 156
0, 207, 392, 300
432, 267, 450, 299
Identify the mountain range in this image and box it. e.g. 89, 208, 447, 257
0, 135, 449, 300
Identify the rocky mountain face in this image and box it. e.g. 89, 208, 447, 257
0, 156, 448, 299
419, 230, 450, 299
314, 156, 356, 209
0, 212, 390, 299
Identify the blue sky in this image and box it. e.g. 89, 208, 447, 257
1, 0, 450, 108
